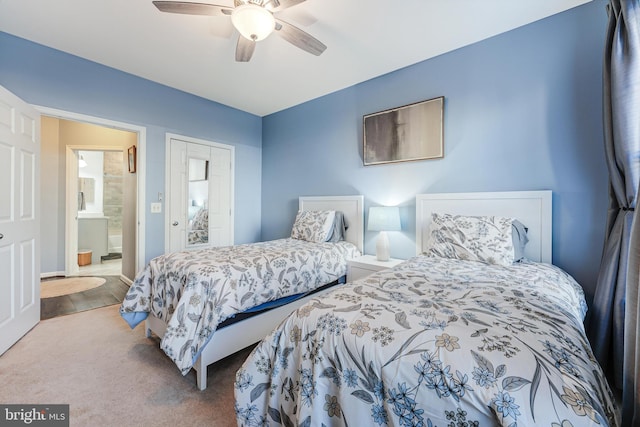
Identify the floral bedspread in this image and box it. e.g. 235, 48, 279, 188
120, 238, 360, 374
235, 256, 619, 427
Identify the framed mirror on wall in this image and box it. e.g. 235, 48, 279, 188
127, 145, 137, 173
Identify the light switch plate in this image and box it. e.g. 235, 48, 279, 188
150, 202, 162, 213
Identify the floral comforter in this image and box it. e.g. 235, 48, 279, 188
235, 256, 619, 427
120, 238, 360, 374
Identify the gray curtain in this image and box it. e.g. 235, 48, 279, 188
588, 0, 640, 424
626, 209, 640, 425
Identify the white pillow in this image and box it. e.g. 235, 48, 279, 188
424, 213, 516, 266
291, 210, 336, 243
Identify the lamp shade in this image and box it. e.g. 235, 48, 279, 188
368, 206, 401, 232
231, 4, 275, 41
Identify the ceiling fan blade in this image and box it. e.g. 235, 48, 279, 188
152, 1, 232, 16
264, 0, 306, 12
235, 35, 256, 62
274, 19, 326, 56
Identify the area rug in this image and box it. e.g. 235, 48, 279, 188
41, 277, 106, 298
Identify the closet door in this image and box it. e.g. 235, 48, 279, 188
168, 139, 187, 253
207, 145, 232, 247
167, 137, 233, 253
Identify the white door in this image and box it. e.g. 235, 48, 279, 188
168, 137, 233, 253
0, 85, 40, 355
168, 138, 189, 253
207, 145, 231, 247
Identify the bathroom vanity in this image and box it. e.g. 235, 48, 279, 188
78, 216, 109, 265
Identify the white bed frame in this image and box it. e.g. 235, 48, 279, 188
145, 195, 364, 390
415, 191, 552, 263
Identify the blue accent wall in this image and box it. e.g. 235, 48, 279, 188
0, 2, 609, 306
261, 2, 609, 304
0, 31, 262, 266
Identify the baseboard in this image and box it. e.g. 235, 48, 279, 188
119, 274, 133, 286
41, 271, 65, 279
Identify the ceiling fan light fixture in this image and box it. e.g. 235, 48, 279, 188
231, 4, 275, 41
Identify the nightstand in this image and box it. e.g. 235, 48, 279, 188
347, 254, 404, 282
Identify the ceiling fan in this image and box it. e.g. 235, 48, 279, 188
152, 0, 327, 62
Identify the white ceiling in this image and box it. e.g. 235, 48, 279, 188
0, 0, 591, 117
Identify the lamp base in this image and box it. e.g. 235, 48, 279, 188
376, 231, 390, 261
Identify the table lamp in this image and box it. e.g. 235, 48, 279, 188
368, 206, 401, 261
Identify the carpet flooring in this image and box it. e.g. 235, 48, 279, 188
0, 304, 253, 426
40, 276, 129, 320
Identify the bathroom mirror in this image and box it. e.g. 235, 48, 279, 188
187, 157, 209, 246
78, 177, 95, 204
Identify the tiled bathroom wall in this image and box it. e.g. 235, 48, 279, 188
103, 151, 124, 247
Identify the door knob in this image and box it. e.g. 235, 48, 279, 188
172, 221, 179, 226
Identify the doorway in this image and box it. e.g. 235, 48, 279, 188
62, 127, 136, 280
76, 149, 125, 277
38, 108, 146, 282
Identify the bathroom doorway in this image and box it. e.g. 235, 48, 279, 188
64, 135, 137, 280
76, 149, 125, 277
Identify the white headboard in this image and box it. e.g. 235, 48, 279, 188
299, 195, 365, 253
415, 191, 552, 263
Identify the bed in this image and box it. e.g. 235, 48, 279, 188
187, 206, 208, 245
120, 195, 364, 390
234, 191, 620, 427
